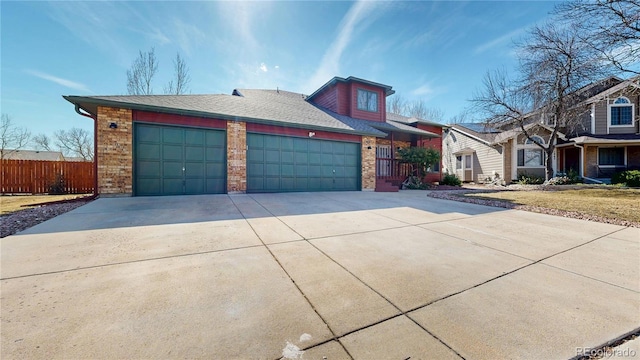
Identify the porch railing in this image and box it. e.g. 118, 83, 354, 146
376, 158, 417, 179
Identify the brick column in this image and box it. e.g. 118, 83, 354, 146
227, 121, 247, 193
585, 145, 598, 178
361, 136, 376, 191
96, 106, 133, 196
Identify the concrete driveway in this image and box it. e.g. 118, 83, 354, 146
1, 191, 638, 359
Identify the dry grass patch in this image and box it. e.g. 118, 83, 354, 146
0, 194, 92, 215
465, 188, 640, 223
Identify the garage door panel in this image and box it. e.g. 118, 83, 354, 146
294, 138, 307, 151
185, 179, 204, 194
185, 146, 204, 161
185, 162, 204, 177
264, 135, 280, 150
163, 145, 182, 160
308, 165, 321, 177
163, 179, 183, 194
308, 141, 321, 152
266, 150, 280, 163
281, 164, 294, 177
265, 177, 280, 190
281, 151, 294, 164
206, 148, 225, 161
295, 165, 308, 177
135, 124, 226, 196
137, 161, 161, 177
281, 137, 294, 150
246, 133, 359, 193
207, 179, 225, 193
206, 131, 225, 146
137, 126, 161, 142
137, 144, 160, 160
162, 128, 183, 144
207, 163, 227, 177
265, 164, 281, 177
185, 129, 204, 145
308, 152, 322, 164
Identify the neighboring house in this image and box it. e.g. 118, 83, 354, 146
2, 149, 66, 161
64, 76, 444, 196
443, 76, 640, 184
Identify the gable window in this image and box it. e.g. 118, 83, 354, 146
517, 135, 545, 167
598, 147, 625, 166
357, 89, 378, 112
610, 97, 633, 126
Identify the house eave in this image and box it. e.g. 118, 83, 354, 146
63, 95, 386, 138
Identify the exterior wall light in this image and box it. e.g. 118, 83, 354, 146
308, 132, 315, 137
109, 122, 118, 129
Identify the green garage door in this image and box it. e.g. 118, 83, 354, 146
247, 133, 360, 193
135, 123, 226, 195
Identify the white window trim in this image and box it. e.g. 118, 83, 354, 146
607, 96, 635, 129
590, 103, 596, 134
517, 136, 546, 168
597, 146, 627, 167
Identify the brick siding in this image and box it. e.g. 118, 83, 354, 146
227, 121, 247, 193
361, 136, 376, 190
96, 106, 133, 195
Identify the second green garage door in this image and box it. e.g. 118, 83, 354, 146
134, 123, 226, 196
247, 133, 360, 193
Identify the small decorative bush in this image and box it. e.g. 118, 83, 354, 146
611, 170, 640, 187
517, 172, 544, 185
544, 176, 571, 185
441, 173, 462, 186
48, 173, 67, 195
402, 176, 429, 190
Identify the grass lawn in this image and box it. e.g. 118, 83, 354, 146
0, 194, 92, 215
465, 188, 640, 223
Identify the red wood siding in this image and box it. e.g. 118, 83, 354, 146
336, 82, 349, 115
132, 110, 227, 129
246, 123, 361, 142
310, 84, 338, 113
348, 82, 385, 122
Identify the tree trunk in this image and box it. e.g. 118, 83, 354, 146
545, 147, 555, 181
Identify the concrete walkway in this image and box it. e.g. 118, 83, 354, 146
1, 191, 638, 359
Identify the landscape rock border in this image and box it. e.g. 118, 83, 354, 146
427, 186, 640, 228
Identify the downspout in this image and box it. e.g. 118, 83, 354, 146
573, 143, 602, 184
74, 104, 99, 197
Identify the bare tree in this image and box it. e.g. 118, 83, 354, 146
0, 114, 31, 160
387, 95, 444, 122
473, 23, 601, 180
164, 53, 191, 95
387, 95, 407, 115
448, 108, 474, 124
127, 48, 158, 95
54, 128, 94, 161
32, 133, 54, 151
554, 0, 640, 74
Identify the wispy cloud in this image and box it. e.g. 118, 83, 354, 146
474, 26, 528, 55
259, 63, 268, 72
306, 1, 384, 91
411, 84, 435, 97
26, 70, 90, 92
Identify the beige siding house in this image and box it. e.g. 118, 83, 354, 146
443, 76, 640, 184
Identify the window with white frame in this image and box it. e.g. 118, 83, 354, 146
517, 135, 545, 167
456, 156, 462, 170
610, 97, 634, 126
598, 147, 625, 166
357, 89, 378, 112
464, 154, 472, 169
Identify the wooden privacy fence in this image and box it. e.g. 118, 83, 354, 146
1, 160, 94, 194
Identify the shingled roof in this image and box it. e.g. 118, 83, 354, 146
64, 88, 440, 138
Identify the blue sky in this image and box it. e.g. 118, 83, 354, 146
2, 1, 560, 140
